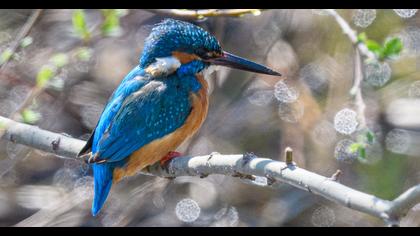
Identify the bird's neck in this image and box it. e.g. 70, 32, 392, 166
176, 60, 206, 77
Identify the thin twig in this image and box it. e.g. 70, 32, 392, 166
145, 9, 263, 20
0, 115, 419, 226
351, 48, 368, 130
0, 9, 43, 72
325, 9, 376, 61
325, 9, 370, 130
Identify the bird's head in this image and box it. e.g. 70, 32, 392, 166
139, 19, 281, 77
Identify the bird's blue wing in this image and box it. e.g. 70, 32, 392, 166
86, 66, 153, 216
92, 75, 192, 163
90, 67, 147, 151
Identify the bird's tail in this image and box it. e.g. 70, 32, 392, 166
92, 162, 115, 216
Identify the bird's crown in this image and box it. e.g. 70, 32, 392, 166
139, 19, 222, 68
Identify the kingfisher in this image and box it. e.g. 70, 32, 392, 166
77, 19, 281, 216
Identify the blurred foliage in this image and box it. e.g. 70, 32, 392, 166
75, 47, 93, 61
72, 9, 91, 42
349, 130, 375, 160
21, 108, 41, 124
36, 65, 55, 87
100, 9, 127, 37
50, 53, 69, 68
0, 48, 13, 65
19, 36, 33, 48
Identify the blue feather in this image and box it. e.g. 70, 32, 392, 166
91, 162, 114, 216
92, 67, 149, 154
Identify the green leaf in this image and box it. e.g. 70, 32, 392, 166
0, 48, 13, 65
21, 109, 41, 124
349, 143, 363, 153
366, 130, 375, 144
36, 65, 56, 87
358, 33, 403, 61
50, 53, 69, 68
20, 36, 33, 48
365, 39, 382, 54
101, 9, 122, 36
381, 37, 403, 60
357, 32, 367, 43
358, 146, 366, 159
75, 47, 93, 61
72, 9, 91, 41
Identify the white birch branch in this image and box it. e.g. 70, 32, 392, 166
0, 115, 419, 226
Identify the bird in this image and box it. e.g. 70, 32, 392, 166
77, 18, 281, 216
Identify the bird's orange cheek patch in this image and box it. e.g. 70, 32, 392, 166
172, 51, 200, 64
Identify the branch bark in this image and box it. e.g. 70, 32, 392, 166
0, 115, 419, 226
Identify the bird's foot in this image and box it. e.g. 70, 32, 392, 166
160, 151, 183, 167
80, 153, 106, 164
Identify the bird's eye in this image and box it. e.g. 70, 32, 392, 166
207, 52, 214, 57
200, 51, 217, 60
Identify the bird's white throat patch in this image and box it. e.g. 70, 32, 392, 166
145, 56, 181, 77
145, 57, 220, 79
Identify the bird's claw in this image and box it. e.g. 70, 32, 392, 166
160, 151, 182, 169
266, 175, 276, 186
199, 173, 209, 178
80, 153, 106, 164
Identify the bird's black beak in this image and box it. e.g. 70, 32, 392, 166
207, 51, 281, 76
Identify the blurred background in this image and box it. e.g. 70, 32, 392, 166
0, 9, 419, 227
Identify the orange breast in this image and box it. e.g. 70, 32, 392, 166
113, 74, 209, 182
